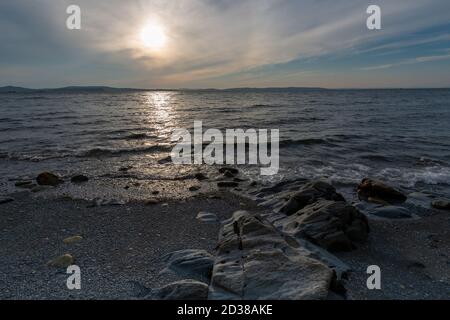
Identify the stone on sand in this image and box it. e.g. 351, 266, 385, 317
152, 280, 209, 300
217, 181, 239, 188
47, 254, 74, 268
161, 249, 214, 281
36, 172, 63, 186
369, 205, 412, 219
0, 197, 14, 205
71, 175, 89, 183
196, 212, 219, 223
431, 199, 450, 211
63, 235, 83, 244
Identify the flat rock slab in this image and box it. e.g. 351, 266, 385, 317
369, 206, 413, 219
209, 211, 333, 300
161, 249, 214, 281
152, 279, 209, 300
196, 212, 219, 223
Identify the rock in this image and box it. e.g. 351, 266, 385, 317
145, 199, 159, 205
217, 181, 239, 188
153, 280, 209, 300
158, 156, 172, 164
0, 197, 14, 205
90, 198, 125, 207
161, 249, 214, 281
431, 199, 450, 211
196, 212, 219, 223
36, 172, 63, 186
275, 200, 369, 252
71, 175, 89, 183
15, 180, 33, 187
63, 236, 83, 244
279, 180, 345, 215
209, 211, 333, 300
219, 167, 239, 175
119, 166, 132, 172
189, 186, 200, 192
194, 173, 208, 181
357, 178, 406, 204
47, 254, 74, 268
369, 206, 412, 219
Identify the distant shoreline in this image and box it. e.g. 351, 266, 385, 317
1, 85, 450, 94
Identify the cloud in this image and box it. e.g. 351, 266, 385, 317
1, 0, 450, 87
361, 51, 450, 70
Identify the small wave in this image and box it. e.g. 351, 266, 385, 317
122, 133, 157, 140
78, 144, 172, 157
279, 138, 330, 147
359, 154, 392, 162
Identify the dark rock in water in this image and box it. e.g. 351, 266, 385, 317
275, 200, 369, 252
217, 181, 239, 188
36, 172, 63, 186
280, 180, 345, 215
357, 178, 407, 204
153, 280, 209, 300
218, 167, 239, 175
71, 175, 89, 183
369, 206, 412, 219
223, 170, 235, 178
189, 186, 200, 192
119, 166, 132, 172
209, 211, 333, 300
158, 155, 172, 164
431, 199, 450, 211
161, 249, 214, 281
194, 173, 208, 181
0, 197, 14, 205
15, 180, 33, 187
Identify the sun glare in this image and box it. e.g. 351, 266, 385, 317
140, 23, 167, 50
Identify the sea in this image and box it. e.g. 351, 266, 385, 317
1, 88, 449, 201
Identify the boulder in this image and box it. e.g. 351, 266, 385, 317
209, 211, 333, 300
153, 280, 209, 300
71, 175, 89, 183
357, 178, 406, 204
279, 180, 345, 215
275, 200, 369, 252
431, 199, 450, 211
161, 249, 214, 281
36, 172, 63, 186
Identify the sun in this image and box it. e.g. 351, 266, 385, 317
140, 23, 167, 50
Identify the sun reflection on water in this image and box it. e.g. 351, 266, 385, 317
144, 91, 178, 137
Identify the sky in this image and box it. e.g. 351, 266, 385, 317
1, 0, 450, 89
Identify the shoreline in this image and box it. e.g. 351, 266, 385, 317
1, 168, 449, 299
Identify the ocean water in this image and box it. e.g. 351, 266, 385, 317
1, 89, 450, 199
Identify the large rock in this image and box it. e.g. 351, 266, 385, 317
431, 199, 450, 211
274, 200, 369, 252
161, 249, 214, 281
357, 178, 406, 204
209, 211, 333, 300
153, 280, 209, 300
36, 172, 63, 186
279, 180, 345, 215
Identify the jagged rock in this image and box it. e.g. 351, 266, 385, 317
47, 254, 74, 268
274, 200, 369, 252
71, 175, 89, 183
369, 206, 412, 219
431, 199, 450, 211
357, 178, 406, 204
219, 167, 239, 175
196, 212, 219, 223
63, 236, 83, 244
153, 280, 209, 300
161, 249, 214, 281
36, 172, 63, 186
279, 180, 345, 215
217, 181, 239, 188
209, 211, 333, 300
0, 197, 14, 205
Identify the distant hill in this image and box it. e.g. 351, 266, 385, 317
0, 86, 146, 94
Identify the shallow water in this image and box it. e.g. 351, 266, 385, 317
1, 88, 449, 199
